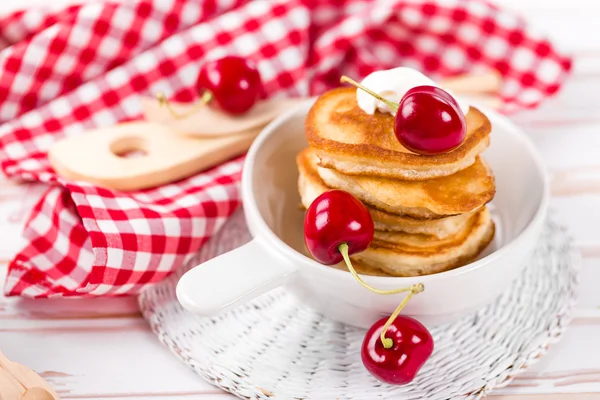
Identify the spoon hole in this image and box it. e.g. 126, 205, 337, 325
110, 136, 148, 158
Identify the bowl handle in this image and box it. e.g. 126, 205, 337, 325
176, 239, 297, 315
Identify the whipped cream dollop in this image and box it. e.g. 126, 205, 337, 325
355, 67, 470, 116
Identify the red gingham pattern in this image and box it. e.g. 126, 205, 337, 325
0, 0, 246, 123
0, 0, 571, 298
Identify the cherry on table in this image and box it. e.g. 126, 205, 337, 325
362, 315, 434, 385
303, 189, 374, 265
157, 55, 263, 118
197, 55, 263, 115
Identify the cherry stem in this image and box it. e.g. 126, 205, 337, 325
339, 243, 417, 295
338, 243, 424, 349
379, 283, 424, 349
155, 90, 213, 120
340, 76, 399, 113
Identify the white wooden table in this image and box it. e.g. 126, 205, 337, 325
1, 1, 600, 399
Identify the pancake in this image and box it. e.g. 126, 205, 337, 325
352, 207, 495, 277
305, 87, 491, 180
297, 148, 476, 238
369, 207, 475, 237
315, 151, 495, 219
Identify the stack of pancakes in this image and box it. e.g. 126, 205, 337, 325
297, 88, 496, 277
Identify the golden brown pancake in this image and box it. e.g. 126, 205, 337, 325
352, 207, 495, 277
369, 207, 475, 237
297, 148, 476, 238
314, 151, 495, 219
305, 87, 491, 180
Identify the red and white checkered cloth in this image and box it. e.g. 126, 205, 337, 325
0, 0, 571, 298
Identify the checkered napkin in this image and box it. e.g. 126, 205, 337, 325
0, 0, 571, 298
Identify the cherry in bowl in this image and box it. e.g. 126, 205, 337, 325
303, 189, 374, 265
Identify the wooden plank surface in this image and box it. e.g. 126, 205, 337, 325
0, 263, 226, 399
2, 1, 600, 399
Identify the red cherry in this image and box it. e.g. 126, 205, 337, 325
304, 190, 374, 265
362, 315, 434, 385
394, 85, 466, 155
340, 76, 466, 156
197, 56, 263, 115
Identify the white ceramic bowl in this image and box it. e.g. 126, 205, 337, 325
177, 100, 549, 328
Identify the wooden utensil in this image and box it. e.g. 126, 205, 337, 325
48, 70, 502, 192
140, 96, 307, 137
49, 121, 262, 191
0, 351, 59, 400
20, 388, 55, 400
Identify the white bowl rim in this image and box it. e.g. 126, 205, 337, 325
241, 99, 551, 283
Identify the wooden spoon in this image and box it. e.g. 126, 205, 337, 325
49, 121, 262, 191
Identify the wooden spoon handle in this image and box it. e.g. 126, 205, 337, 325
141, 96, 306, 137
21, 387, 56, 400
0, 370, 26, 400
0, 352, 59, 400
441, 70, 502, 94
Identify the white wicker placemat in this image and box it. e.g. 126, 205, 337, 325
139, 208, 580, 400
